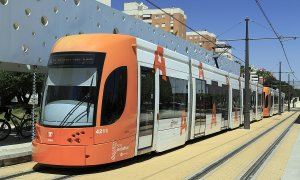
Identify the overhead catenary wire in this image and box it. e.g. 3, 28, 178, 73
144, 0, 245, 63
254, 0, 298, 80
216, 21, 243, 38
251, 20, 274, 34
216, 36, 298, 42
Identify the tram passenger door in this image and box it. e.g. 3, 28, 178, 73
138, 67, 155, 149
194, 79, 206, 137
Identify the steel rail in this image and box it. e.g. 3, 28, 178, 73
240, 115, 299, 179
0, 170, 35, 180
188, 111, 297, 180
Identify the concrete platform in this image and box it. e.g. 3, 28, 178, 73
0, 130, 32, 167
282, 124, 300, 179
254, 110, 300, 180
203, 111, 299, 179
0, 142, 31, 167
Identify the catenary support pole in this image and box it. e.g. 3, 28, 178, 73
279, 61, 282, 115
293, 79, 295, 108
244, 17, 250, 129
288, 73, 290, 112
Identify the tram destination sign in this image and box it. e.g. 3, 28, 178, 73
48, 52, 105, 67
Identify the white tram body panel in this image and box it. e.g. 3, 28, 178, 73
136, 38, 190, 153
250, 82, 257, 122
133, 37, 282, 155
200, 63, 229, 136
273, 89, 279, 115
256, 83, 264, 120
229, 74, 242, 129
281, 92, 286, 112
270, 89, 275, 116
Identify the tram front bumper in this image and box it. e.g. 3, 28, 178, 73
32, 136, 135, 166
32, 140, 87, 166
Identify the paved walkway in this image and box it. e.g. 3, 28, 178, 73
0, 132, 31, 167
282, 122, 300, 180
0, 142, 31, 167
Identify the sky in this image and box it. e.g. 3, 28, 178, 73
112, 0, 300, 88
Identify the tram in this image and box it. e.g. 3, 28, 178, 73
32, 34, 285, 166
263, 87, 283, 117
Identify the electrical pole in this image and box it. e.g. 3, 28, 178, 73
293, 79, 295, 108
288, 73, 290, 111
278, 61, 282, 115
244, 17, 250, 129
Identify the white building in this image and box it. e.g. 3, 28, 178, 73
96, 0, 111, 7
214, 41, 233, 60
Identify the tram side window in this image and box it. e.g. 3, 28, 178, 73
159, 76, 188, 119
140, 67, 155, 125
270, 95, 273, 107
206, 83, 214, 114
174, 79, 188, 117
258, 93, 262, 107
232, 89, 240, 111
101, 66, 127, 126
274, 95, 278, 104
196, 79, 207, 117
222, 84, 229, 120
265, 95, 269, 108
251, 91, 256, 110
205, 81, 228, 116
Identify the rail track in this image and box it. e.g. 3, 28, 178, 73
0, 111, 298, 180
188, 111, 298, 180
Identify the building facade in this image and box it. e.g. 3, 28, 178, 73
96, 0, 111, 7
186, 31, 216, 51
123, 2, 187, 39
215, 41, 233, 60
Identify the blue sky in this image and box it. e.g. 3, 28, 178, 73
112, 0, 300, 87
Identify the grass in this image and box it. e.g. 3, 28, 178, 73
0, 105, 40, 121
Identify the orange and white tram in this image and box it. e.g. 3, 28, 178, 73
256, 83, 264, 120
32, 34, 285, 166
263, 87, 282, 117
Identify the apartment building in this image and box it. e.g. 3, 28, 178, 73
123, 2, 187, 39
186, 31, 217, 51
215, 41, 233, 60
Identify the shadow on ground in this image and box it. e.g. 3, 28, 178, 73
0, 131, 31, 146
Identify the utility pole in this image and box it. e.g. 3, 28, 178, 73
244, 17, 250, 129
293, 79, 295, 108
278, 61, 282, 115
288, 73, 290, 111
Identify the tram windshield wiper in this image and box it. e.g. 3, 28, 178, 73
66, 76, 95, 127
58, 95, 89, 127
86, 76, 94, 122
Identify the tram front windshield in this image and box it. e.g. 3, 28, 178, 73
40, 52, 105, 127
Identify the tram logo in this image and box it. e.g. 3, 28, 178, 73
111, 142, 129, 161
47, 131, 54, 138
153, 46, 167, 81
199, 62, 204, 80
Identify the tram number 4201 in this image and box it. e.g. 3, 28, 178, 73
96, 129, 109, 134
